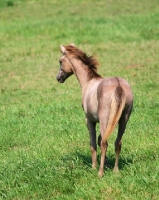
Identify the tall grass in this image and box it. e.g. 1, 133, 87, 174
0, 0, 159, 199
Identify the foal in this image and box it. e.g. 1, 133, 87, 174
56, 44, 133, 177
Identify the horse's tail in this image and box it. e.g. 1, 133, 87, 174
102, 86, 126, 142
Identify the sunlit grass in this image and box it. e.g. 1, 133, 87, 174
0, 0, 159, 199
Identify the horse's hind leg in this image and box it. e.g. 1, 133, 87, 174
113, 117, 126, 172
97, 104, 110, 177
98, 135, 108, 166
98, 135, 108, 177
98, 118, 109, 177
86, 118, 97, 169
114, 107, 132, 172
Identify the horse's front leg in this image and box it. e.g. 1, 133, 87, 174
86, 118, 97, 169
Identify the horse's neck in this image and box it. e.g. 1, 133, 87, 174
70, 59, 89, 89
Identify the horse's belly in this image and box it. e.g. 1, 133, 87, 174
83, 100, 99, 122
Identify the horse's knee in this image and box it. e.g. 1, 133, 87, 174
115, 140, 122, 152
90, 143, 97, 151
90, 146, 97, 156
98, 135, 108, 147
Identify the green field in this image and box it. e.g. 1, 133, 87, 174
0, 0, 159, 199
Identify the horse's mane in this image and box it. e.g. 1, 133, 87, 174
65, 45, 102, 80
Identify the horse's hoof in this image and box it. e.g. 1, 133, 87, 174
92, 165, 96, 170
98, 170, 104, 177
113, 167, 119, 173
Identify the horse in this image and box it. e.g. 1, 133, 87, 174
56, 43, 133, 177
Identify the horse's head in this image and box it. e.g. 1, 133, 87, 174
56, 44, 75, 83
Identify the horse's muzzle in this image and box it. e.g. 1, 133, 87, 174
56, 75, 64, 83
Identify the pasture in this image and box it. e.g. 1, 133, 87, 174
0, 0, 159, 199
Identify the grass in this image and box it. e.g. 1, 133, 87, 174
0, 0, 159, 199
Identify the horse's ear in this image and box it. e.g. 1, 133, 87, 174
70, 43, 75, 47
60, 44, 65, 54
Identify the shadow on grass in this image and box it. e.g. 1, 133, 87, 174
63, 151, 133, 172
103, 155, 133, 171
